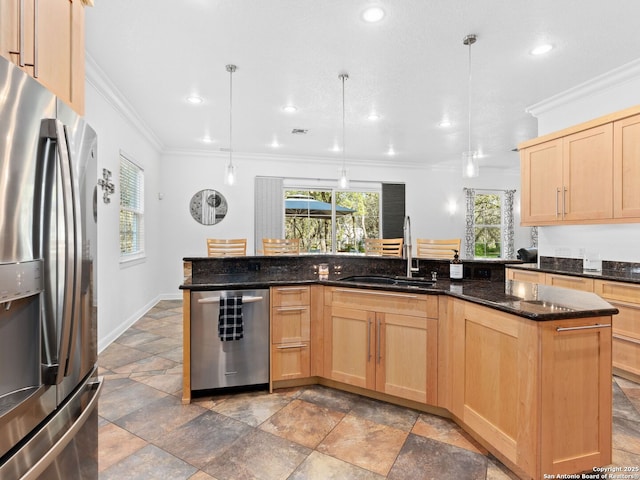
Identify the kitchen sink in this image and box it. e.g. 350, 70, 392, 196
339, 275, 435, 288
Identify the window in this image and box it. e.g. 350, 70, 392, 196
119, 154, 145, 260
464, 188, 516, 259
284, 188, 380, 253
474, 193, 502, 258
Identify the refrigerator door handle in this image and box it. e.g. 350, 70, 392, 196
60, 123, 82, 378
40, 119, 79, 384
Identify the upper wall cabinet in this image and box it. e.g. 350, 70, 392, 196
614, 114, 640, 219
520, 106, 640, 226
0, 0, 85, 114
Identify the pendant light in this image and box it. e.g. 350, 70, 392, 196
462, 34, 479, 178
224, 64, 237, 185
338, 73, 349, 189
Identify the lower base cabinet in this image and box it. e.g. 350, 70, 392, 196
323, 287, 438, 405
448, 299, 612, 479
595, 280, 640, 379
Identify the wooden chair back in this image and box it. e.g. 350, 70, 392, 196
262, 238, 300, 256
416, 238, 461, 259
206, 238, 247, 257
364, 238, 404, 257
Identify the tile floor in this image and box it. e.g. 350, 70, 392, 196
98, 300, 640, 479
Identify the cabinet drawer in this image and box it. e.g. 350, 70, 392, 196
613, 336, 640, 377
325, 287, 436, 318
272, 306, 310, 343
506, 268, 545, 284
271, 343, 310, 380
609, 302, 640, 339
545, 273, 594, 292
271, 286, 310, 306
595, 280, 640, 304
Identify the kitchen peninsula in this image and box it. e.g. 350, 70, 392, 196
181, 255, 617, 480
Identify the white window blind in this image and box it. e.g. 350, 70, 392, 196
119, 154, 145, 259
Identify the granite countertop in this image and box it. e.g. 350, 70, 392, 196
181, 272, 618, 322
507, 261, 640, 284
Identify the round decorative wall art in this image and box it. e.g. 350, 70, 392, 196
189, 189, 228, 225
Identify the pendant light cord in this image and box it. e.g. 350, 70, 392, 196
226, 64, 236, 168
463, 35, 476, 154
340, 73, 348, 171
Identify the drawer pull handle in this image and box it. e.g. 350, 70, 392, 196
334, 288, 419, 299
275, 306, 307, 312
555, 323, 611, 332
198, 296, 264, 304
613, 333, 640, 346
276, 344, 307, 349
276, 287, 308, 292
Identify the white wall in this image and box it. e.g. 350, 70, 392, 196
84, 79, 165, 352
157, 151, 527, 296
527, 59, 640, 263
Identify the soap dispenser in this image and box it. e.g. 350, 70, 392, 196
450, 249, 463, 281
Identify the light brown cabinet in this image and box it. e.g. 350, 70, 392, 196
544, 272, 594, 291
595, 280, 640, 380
0, 0, 85, 114
447, 299, 611, 479
270, 286, 311, 381
614, 114, 640, 218
520, 124, 613, 225
323, 287, 438, 404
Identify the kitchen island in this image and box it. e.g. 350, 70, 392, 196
181, 255, 617, 480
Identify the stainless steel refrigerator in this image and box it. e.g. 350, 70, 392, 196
0, 56, 102, 479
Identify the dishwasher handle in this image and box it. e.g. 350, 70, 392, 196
197, 295, 264, 305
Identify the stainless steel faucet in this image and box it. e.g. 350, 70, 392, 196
403, 215, 418, 277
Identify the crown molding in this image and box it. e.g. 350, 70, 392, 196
526, 57, 640, 117
85, 53, 164, 151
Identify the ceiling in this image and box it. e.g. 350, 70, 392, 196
85, 1, 640, 173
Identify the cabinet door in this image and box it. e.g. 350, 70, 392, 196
0, 0, 19, 62
614, 114, 640, 218
36, 0, 72, 104
539, 319, 612, 476
545, 273, 594, 292
451, 301, 538, 471
323, 306, 375, 389
562, 124, 613, 221
376, 313, 436, 404
520, 139, 563, 225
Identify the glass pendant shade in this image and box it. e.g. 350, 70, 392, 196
224, 162, 235, 185
462, 151, 479, 178
338, 167, 349, 189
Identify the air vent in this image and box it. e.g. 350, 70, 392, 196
291, 129, 308, 135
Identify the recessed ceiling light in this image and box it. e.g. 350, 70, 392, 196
282, 105, 298, 113
331, 143, 341, 153
202, 136, 214, 143
438, 119, 452, 128
270, 139, 280, 148
387, 146, 396, 156
187, 95, 203, 104
368, 113, 380, 121
362, 6, 385, 23
530, 43, 553, 56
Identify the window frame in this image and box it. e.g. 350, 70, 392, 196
119, 153, 145, 263
282, 180, 382, 254
464, 188, 516, 259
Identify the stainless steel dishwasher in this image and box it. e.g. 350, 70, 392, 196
190, 289, 270, 391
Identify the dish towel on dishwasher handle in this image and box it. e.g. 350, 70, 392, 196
218, 295, 244, 341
